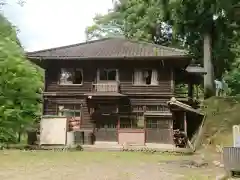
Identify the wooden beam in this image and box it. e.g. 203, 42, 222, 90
193, 115, 207, 150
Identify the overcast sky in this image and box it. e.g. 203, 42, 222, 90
2, 0, 113, 52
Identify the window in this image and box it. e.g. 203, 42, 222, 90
133, 69, 159, 85
99, 69, 117, 81
119, 115, 144, 129
145, 118, 170, 129
120, 117, 132, 128
132, 105, 144, 112
145, 105, 170, 112
58, 104, 81, 117
59, 68, 83, 85
132, 105, 170, 112
97, 104, 117, 114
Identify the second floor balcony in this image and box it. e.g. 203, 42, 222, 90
92, 81, 120, 93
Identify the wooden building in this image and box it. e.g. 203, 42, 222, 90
27, 37, 204, 147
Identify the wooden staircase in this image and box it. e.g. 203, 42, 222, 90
80, 99, 94, 129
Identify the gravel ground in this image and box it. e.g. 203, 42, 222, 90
0, 150, 223, 180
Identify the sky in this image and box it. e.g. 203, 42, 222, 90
2, 0, 113, 52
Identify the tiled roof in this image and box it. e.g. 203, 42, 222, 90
27, 37, 189, 59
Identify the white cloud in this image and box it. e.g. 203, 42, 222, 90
2, 0, 113, 51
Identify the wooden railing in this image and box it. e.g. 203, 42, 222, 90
132, 105, 170, 113
92, 82, 119, 92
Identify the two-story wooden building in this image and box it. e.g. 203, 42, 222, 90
27, 37, 204, 147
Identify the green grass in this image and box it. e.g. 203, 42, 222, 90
202, 96, 240, 147
0, 150, 183, 166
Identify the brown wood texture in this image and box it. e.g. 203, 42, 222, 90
44, 60, 173, 95
145, 117, 173, 144
145, 129, 173, 144
43, 60, 177, 143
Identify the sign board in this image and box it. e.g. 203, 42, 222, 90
233, 125, 240, 147
40, 117, 67, 145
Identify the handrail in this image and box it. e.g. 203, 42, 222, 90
92, 81, 120, 92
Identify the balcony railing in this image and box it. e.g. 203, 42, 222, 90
132, 105, 170, 113
92, 82, 120, 93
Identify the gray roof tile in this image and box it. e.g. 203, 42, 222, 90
27, 37, 189, 59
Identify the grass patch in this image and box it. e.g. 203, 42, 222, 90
0, 150, 183, 166
202, 96, 240, 147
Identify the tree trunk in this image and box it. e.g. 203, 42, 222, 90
203, 33, 215, 99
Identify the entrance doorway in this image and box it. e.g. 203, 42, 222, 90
94, 114, 118, 142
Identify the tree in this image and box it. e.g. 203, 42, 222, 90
224, 32, 240, 95
86, 0, 176, 46
87, 0, 239, 97
163, 0, 239, 98
0, 14, 43, 143
0, 0, 25, 8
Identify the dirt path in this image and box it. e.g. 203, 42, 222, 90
0, 151, 223, 180
0, 162, 185, 180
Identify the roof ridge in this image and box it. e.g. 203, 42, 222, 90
26, 37, 113, 55
125, 38, 187, 53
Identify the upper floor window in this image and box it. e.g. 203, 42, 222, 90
59, 68, 83, 85
98, 69, 118, 81
133, 69, 159, 85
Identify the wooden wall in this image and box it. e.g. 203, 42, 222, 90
44, 60, 173, 95
43, 60, 174, 129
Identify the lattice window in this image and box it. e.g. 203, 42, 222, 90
132, 105, 144, 112
57, 104, 81, 117
120, 117, 132, 128
119, 114, 144, 129
133, 105, 169, 112
145, 105, 170, 112
146, 118, 170, 129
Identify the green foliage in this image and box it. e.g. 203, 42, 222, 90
224, 36, 240, 95
166, 0, 239, 78
86, 0, 240, 98
0, 14, 43, 143
87, 0, 239, 79
86, 0, 176, 46
85, 12, 125, 40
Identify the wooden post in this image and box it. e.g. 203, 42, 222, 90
170, 69, 175, 93
184, 112, 187, 136
116, 105, 120, 144
144, 115, 146, 145
196, 85, 199, 99
80, 104, 83, 128
188, 82, 193, 98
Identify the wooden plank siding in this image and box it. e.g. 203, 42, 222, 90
43, 60, 174, 131
45, 65, 93, 93
119, 68, 172, 94
44, 100, 57, 115
44, 60, 173, 95
43, 97, 93, 129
